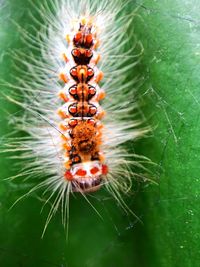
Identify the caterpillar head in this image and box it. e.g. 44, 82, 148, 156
64, 161, 108, 192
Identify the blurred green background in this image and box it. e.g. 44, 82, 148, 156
0, 0, 200, 266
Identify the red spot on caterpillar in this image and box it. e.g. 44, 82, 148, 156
86, 34, 93, 45
70, 68, 77, 77
102, 164, 108, 175
90, 167, 99, 175
85, 49, 92, 57
68, 119, 78, 127
74, 32, 82, 42
76, 169, 87, 176
64, 170, 73, 181
69, 86, 77, 95
89, 105, 97, 115
87, 68, 94, 77
69, 105, 77, 114
87, 119, 95, 126
72, 49, 80, 57
88, 86, 96, 95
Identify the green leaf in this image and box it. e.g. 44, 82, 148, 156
0, 0, 199, 266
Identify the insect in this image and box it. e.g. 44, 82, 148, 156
58, 17, 108, 193
3, 0, 149, 230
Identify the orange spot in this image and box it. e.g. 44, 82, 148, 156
95, 71, 104, 83
59, 122, 68, 131
90, 167, 99, 175
62, 53, 68, 62
96, 130, 102, 138
102, 164, 108, 175
57, 108, 67, 119
73, 156, 80, 163
64, 160, 72, 170
98, 91, 106, 101
78, 67, 87, 81
61, 134, 69, 142
95, 54, 101, 64
62, 142, 71, 151
97, 110, 106, 120
64, 151, 70, 158
83, 103, 90, 113
59, 73, 68, 83
64, 170, 73, 181
76, 169, 87, 176
94, 39, 100, 49
97, 123, 103, 130
99, 153, 105, 163
58, 90, 68, 102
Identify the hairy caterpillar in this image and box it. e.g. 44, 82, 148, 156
58, 17, 108, 192
2, 0, 150, 228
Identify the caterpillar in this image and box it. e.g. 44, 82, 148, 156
58, 17, 108, 192
3, 0, 149, 227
